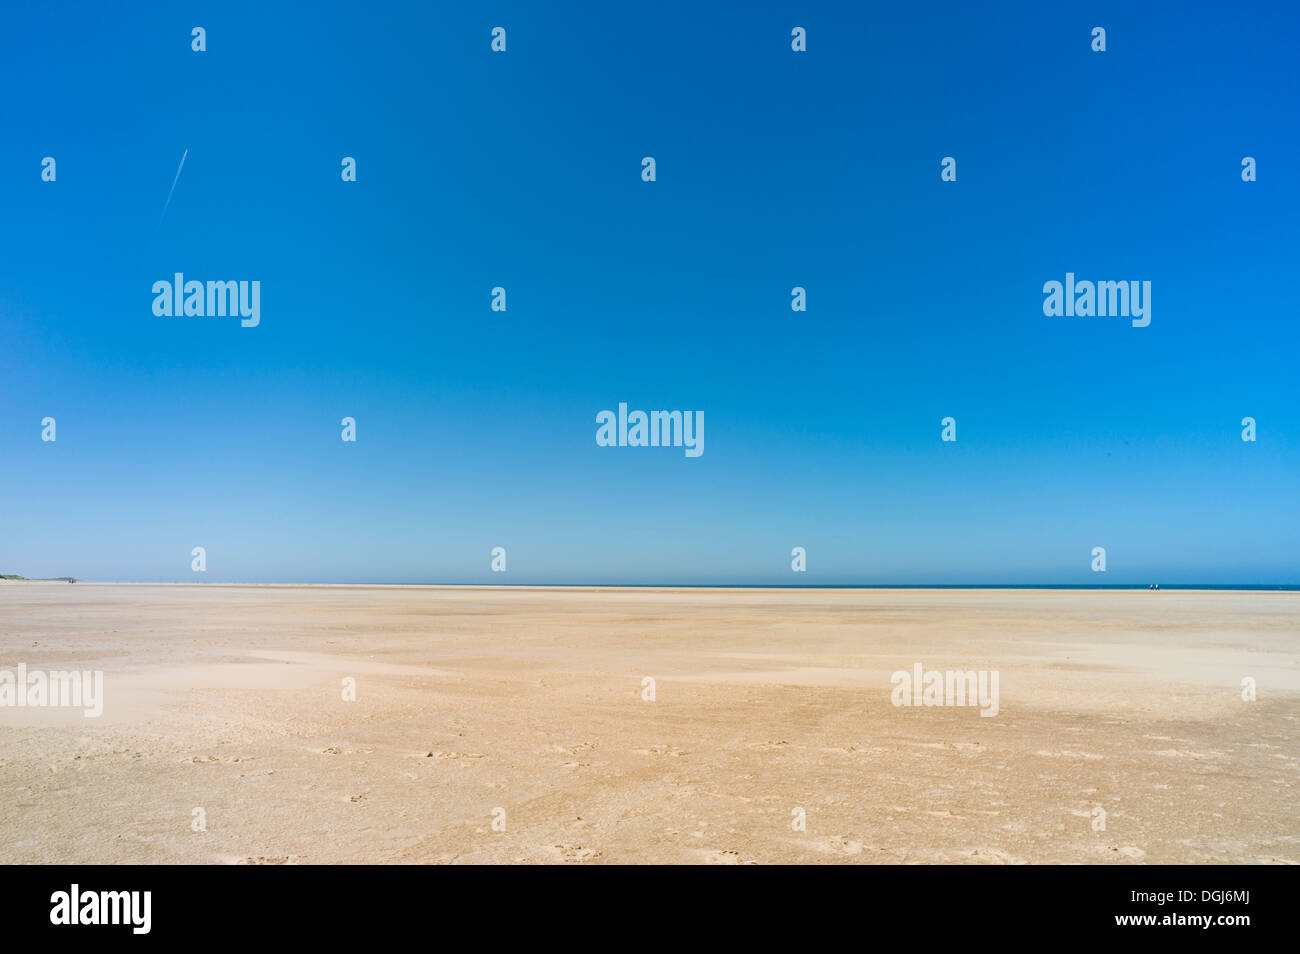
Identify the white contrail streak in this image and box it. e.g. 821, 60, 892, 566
155, 149, 189, 234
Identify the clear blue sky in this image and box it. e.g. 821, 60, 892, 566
1, 1, 1296, 584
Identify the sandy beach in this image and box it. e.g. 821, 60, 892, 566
1, 583, 1296, 864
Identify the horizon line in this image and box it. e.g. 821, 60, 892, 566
5, 581, 1298, 592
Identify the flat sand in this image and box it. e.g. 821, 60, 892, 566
1, 583, 1296, 864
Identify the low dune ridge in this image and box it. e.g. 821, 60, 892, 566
0, 583, 1296, 864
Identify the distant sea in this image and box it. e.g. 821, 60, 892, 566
361, 583, 1300, 591
44, 581, 1300, 590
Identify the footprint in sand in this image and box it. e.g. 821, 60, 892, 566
633, 745, 686, 757
546, 843, 601, 863
804, 835, 865, 856
701, 848, 757, 865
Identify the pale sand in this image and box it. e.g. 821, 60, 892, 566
1, 583, 1296, 864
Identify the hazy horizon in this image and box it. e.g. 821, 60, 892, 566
4, 577, 1297, 591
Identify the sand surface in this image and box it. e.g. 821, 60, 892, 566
1, 583, 1296, 864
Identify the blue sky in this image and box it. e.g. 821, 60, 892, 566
1, 1, 1296, 584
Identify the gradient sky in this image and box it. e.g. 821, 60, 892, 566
1, 1, 1297, 584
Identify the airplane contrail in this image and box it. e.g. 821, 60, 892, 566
154, 148, 189, 235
